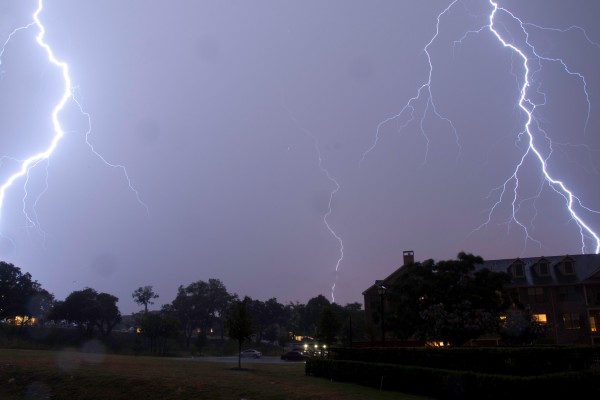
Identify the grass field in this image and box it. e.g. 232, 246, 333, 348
0, 348, 431, 399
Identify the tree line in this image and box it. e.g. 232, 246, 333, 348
1, 252, 545, 352
0, 261, 365, 353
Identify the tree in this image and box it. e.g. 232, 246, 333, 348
248, 297, 287, 343
206, 279, 237, 339
132, 286, 159, 313
331, 302, 365, 346
50, 288, 97, 335
284, 301, 304, 338
387, 252, 511, 346
301, 295, 331, 336
94, 292, 122, 337
137, 312, 179, 355
166, 279, 237, 347
499, 306, 547, 345
318, 305, 341, 346
0, 261, 54, 325
51, 288, 121, 337
226, 297, 254, 369
166, 282, 211, 348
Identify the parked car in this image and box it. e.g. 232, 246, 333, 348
239, 349, 262, 358
280, 351, 307, 361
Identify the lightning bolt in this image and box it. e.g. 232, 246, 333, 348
360, 0, 461, 167
362, 0, 599, 256
0, 0, 147, 249
282, 102, 344, 303
473, 0, 600, 254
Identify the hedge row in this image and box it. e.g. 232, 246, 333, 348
330, 346, 600, 375
306, 358, 600, 400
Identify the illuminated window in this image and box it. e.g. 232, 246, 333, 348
590, 316, 598, 333
527, 287, 544, 303
563, 313, 580, 330
532, 314, 547, 324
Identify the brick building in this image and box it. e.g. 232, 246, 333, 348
363, 252, 600, 345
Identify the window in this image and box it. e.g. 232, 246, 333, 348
563, 261, 574, 275
590, 316, 598, 333
532, 314, 547, 324
527, 287, 544, 303
558, 286, 578, 302
537, 261, 549, 276
511, 263, 524, 278
563, 313, 580, 330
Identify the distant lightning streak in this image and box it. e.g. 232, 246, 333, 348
360, 0, 461, 167
0, 0, 147, 241
282, 103, 344, 303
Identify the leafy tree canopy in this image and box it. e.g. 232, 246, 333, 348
226, 297, 254, 369
387, 252, 511, 346
0, 261, 54, 323
132, 285, 159, 313
51, 288, 121, 337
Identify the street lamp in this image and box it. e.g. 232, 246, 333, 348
376, 280, 387, 345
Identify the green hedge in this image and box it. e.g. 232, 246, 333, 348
306, 358, 600, 400
330, 346, 600, 375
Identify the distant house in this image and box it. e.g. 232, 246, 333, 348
363, 252, 600, 345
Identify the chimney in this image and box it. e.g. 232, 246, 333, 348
403, 250, 414, 265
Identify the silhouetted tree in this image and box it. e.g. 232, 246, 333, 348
51, 288, 121, 337
387, 252, 511, 346
248, 297, 287, 343
226, 297, 254, 369
333, 302, 365, 346
206, 279, 237, 339
284, 301, 304, 337
94, 292, 122, 337
301, 295, 331, 336
137, 311, 179, 355
318, 305, 341, 346
499, 306, 548, 345
132, 285, 159, 313
0, 261, 54, 325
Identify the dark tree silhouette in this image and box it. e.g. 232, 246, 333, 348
226, 297, 254, 369
318, 305, 341, 346
137, 312, 179, 355
132, 285, 159, 313
387, 252, 511, 346
51, 288, 121, 337
0, 261, 54, 325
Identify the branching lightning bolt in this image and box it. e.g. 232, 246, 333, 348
362, 0, 599, 256
0, 0, 147, 249
360, 0, 461, 167
282, 103, 344, 303
472, 0, 600, 254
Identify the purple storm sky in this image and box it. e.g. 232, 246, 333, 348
1, 0, 599, 314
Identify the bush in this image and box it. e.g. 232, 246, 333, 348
306, 358, 600, 399
330, 346, 600, 375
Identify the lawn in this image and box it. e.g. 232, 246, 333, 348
0, 348, 431, 400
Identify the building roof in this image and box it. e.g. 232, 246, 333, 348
362, 264, 407, 296
477, 254, 600, 286
363, 253, 600, 296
